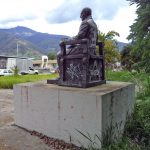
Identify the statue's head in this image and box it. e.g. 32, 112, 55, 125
80, 7, 92, 21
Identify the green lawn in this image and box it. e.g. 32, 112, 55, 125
0, 73, 58, 89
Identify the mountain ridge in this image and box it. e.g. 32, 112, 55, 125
0, 26, 69, 58
0, 26, 127, 59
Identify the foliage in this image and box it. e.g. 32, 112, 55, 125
121, 44, 140, 71
106, 70, 133, 82
76, 71, 150, 150
48, 51, 57, 60
98, 30, 120, 67
127, 0, 150, 72
0, 74, 58, 89
127, 0, 150, 8
11, 65, 19, 76
124, 73, 150, 148
106, 71, 150, 149
98, 31, 120, 42
124, 100, 150, 149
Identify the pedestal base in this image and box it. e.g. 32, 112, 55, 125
14, 81, 135, 148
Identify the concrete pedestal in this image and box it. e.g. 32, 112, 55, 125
14, 81, 135, 148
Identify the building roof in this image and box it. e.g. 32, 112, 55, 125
33, 59, 57, 65
0, 55, 33, 59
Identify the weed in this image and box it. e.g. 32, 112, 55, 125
11, 65, 19, 76
77, 71, 150, 150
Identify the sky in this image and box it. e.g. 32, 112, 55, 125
0, 0, 137, 43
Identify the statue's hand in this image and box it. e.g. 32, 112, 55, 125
72, 36, 77, 40
59, 38, 69, 45
59, 40, 65, 46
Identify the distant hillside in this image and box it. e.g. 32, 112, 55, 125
0, 26, 69, 55
0, 26, 127, 59
117, 42, 128, 52
0, 31, 43, 59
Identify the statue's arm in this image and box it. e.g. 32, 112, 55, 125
59, 21, 89, 46
75, 21, 89, 39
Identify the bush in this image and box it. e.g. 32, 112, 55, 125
11, 65, 19, 76
80, 71, 150, 150
124, 100, 150, 148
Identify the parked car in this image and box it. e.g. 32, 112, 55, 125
20, 67, 38, 75
0, 69, 13, 76
50, 67, 59, 73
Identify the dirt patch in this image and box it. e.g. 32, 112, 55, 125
0, 115, 14, 127
0, 125, 51, 150
0, 89, 14, 128
0, 139, 16, 150
0, 141, 16, 150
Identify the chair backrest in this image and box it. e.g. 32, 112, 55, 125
58, 39, 106, 87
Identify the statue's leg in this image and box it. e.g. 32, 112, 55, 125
57, 51, 62, 76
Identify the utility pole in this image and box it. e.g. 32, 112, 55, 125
17, 41, 18, 57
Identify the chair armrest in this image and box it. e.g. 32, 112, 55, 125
96, 42, 104, 56
61, 39, 89, 45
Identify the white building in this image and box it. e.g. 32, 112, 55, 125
0, 55, 33, 72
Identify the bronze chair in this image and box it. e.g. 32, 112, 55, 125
57, 38, 106, 88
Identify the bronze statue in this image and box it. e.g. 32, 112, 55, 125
57, 7, 98, 60
47, 7, 106, 87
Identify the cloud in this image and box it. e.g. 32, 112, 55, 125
96, 5, 137, 42
0, 0, 63, 24
0, 16, 36, 24
46, 0, 129, 23
0, 0, 130, 24
0, 0, 136, 42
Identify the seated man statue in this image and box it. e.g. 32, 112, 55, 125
57, 7, 98, 63
47, 7, 105, 87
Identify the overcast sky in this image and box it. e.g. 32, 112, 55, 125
0, 0, 137, 43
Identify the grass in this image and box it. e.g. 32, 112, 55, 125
106, 70, 133, 82
79, 70, 150, 150
0, 73, 58, 89
106, 71, 150, 150
106, 70, 149, 83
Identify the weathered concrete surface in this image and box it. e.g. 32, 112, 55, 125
0, 126, 52, 150
0, 89, 51, 150
14, 81, 135, 148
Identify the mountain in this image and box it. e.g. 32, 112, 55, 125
0, 26, 69, 56
116, 41, 128, 52
0, 26, 127, 59
0, 31, 43, 59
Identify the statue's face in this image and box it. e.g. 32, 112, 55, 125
80, 11, 86, 21
80, 8, 91, 21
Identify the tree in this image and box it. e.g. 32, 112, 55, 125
121, 44, 140, 71
127, 0, 150, 6
127, 0, 150, 72
98, 30, 120, 68
48, 51, 57, 60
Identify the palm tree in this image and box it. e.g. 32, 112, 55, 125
98, 30, 120, 69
